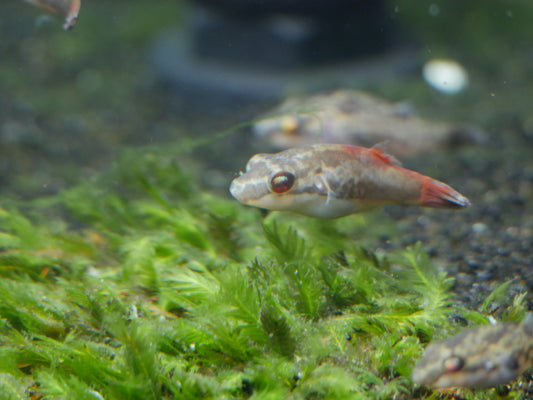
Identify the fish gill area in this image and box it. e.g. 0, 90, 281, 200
0, 1, 533, 399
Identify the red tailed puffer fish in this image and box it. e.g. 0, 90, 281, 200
24, 0, 81, 30
412, 314, 533, 389
253, 90, 486, 157
229, 144, 469, 219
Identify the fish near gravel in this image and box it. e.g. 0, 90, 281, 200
230, 144, 470, 218
413, 314, 533, 389
252, 89, 486, 157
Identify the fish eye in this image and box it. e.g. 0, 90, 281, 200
443, 356, 464, 373
270, 172, 295, 194
504, 355, 519, 371
280, 115, 299, 134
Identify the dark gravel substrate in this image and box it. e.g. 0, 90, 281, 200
379, 134, 533, 312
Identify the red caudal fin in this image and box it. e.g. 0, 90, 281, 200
419, 178, 470, 209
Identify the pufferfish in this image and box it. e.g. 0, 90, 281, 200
229, 144, 469, 219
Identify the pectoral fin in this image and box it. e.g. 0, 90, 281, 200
314, 171, 335, 205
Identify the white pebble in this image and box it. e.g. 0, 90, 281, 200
423, 59, 469, 95
472, 222, 488, 234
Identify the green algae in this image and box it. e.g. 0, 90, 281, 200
0, 148, 526, 400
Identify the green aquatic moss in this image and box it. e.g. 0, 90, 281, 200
0, 149, 526, 400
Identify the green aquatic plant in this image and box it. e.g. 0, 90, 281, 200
0, 148, 522, 399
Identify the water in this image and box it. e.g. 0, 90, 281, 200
1, 1, 533, 398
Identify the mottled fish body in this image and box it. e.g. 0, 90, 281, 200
412, 314, 533, 388
253, 90, 485, 157
230, 144, 469, 218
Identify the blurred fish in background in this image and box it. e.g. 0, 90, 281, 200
252, 90, 487, 157
23, 0, 81, 30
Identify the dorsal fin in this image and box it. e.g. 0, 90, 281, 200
369, 146, 402, 166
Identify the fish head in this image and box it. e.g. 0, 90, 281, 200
412, 321, 529, 389
252, 113, 324, 149
229, 146, 361, 218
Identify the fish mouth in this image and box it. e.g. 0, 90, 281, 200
230, 174, 271, 205
229, 177, 244, 201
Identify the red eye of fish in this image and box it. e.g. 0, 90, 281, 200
443, 356, 464, 373
270, 172, 295, 194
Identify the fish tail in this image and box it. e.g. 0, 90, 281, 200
419, 178, 470, 209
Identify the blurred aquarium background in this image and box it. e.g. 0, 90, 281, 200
1, 1, 533, 399
1, 0, 532, 198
